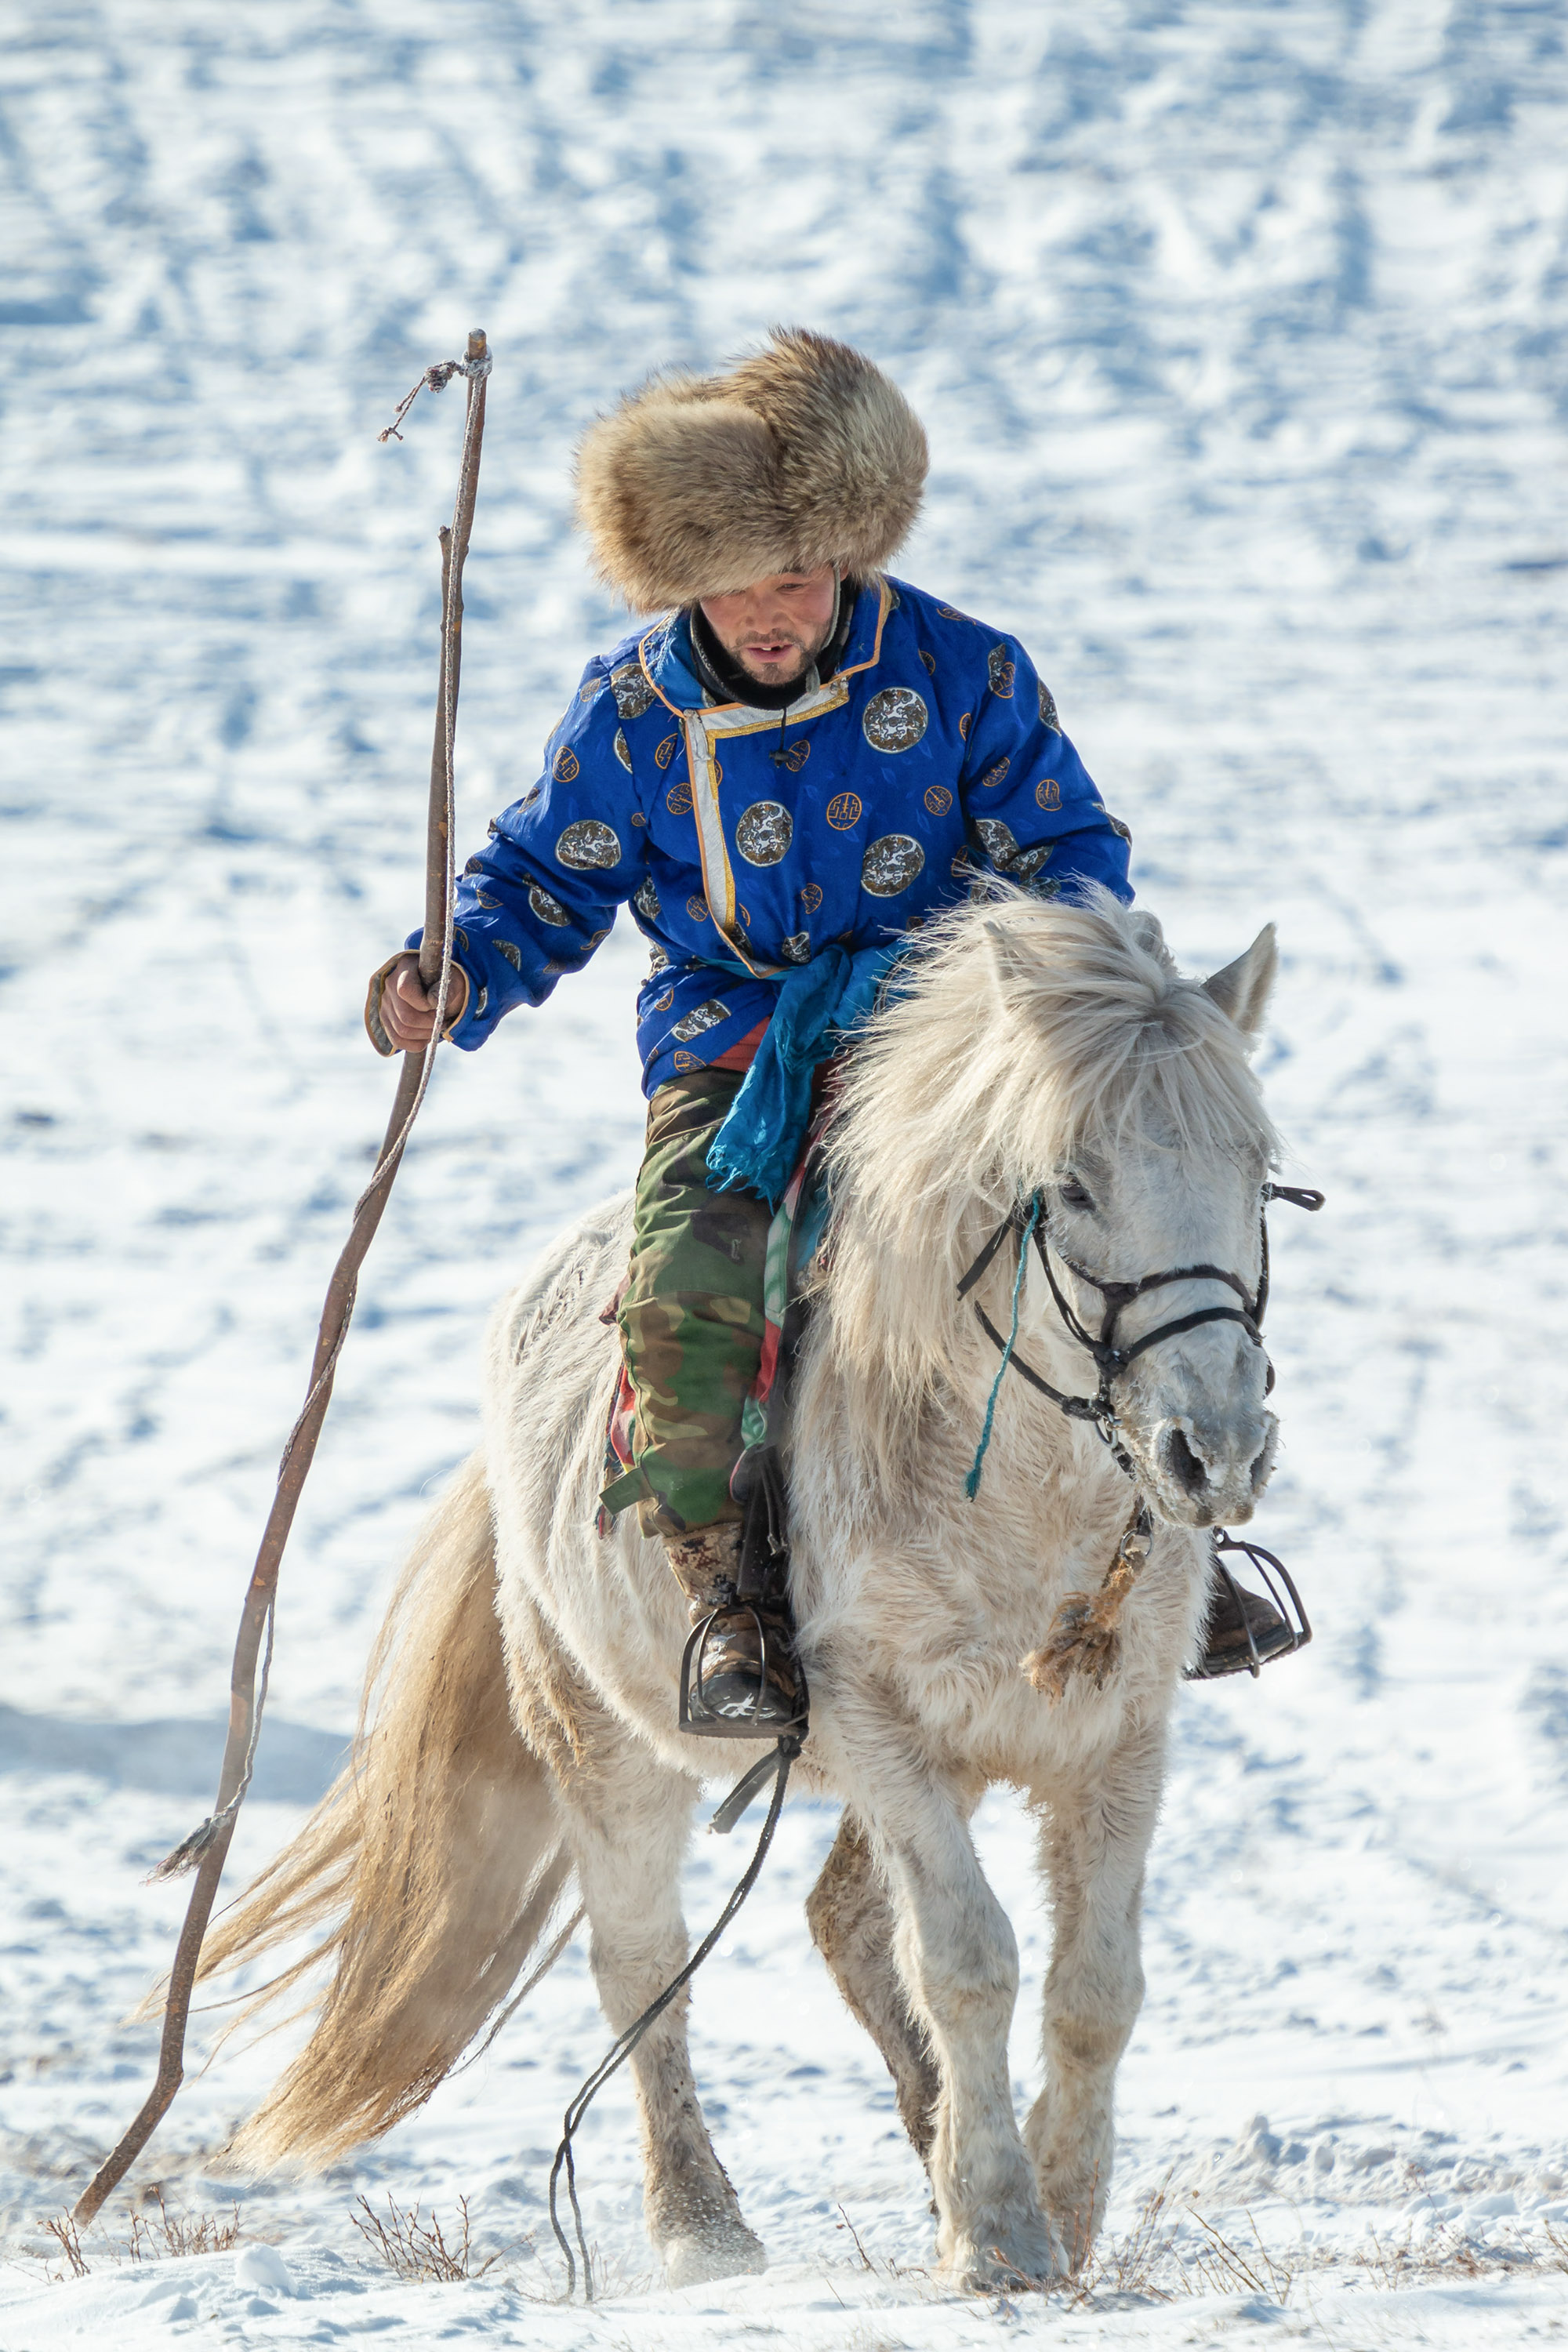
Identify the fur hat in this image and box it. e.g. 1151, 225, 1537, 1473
574, 328, 928, 611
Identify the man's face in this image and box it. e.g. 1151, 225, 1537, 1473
698, 565, 840, 688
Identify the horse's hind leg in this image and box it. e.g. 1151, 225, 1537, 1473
1025, 1725, 1164, 2267
537, 1674, 767, 2286
806, 1813, 938, 2164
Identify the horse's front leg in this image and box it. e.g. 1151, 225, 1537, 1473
872, 1781, 1061, 2290
1025, 1719, 1165, 2265
517, 1599, 768, 2290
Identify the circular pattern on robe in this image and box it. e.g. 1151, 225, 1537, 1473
579, 677, 603, 704
861, 833, 925, 897
495, 939, 523, 971
975, 816, 1019, 866
1035, 777, 1061, 811
528, 884, 572, 927
958, 713, 971, 739
648, 946, 670, 973
611, 661, 656, 720
781, 931, 811, 964
634, 877, 660, 920
518, 785, 541, 810
614, 728, 632, 772
685, 895, 710, 923
1038, 681, 1061, 731
862, 686, 929, 753
800, 883, 824, 913
950, 849, 974, 880
472, 887, 500, 909
556, 818, 621, 870
735, 800, 793, 866
987, 645, 1016, 698
1109, 813, 1133, 843
666, 782, 693, 815
1010, 844, 1053, 882
671, 998, 730, 1042
652, 986, 674, 1011
826, 793, 862, 831
919, 649, 936, 675
673, 1051, 701, 1071
552, 746, 580, 782
655, 734, 678, 769
924, 785, 953, 815
978, 757, 1010, 791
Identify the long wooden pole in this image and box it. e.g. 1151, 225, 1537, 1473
73, 330, 490, 2229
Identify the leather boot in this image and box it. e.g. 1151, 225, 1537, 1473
663, 1524, 804, 1737
1192, 1571, 1297, 1679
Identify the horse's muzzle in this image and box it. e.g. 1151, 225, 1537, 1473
1137, 1408, 1279, 1528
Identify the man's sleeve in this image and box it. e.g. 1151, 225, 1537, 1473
956, 633, 1132, 904
412, 658, 649, 1051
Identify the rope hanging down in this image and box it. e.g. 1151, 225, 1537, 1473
71, 332, 492, 2231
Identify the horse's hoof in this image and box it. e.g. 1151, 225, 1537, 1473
662, 2223, 768, 2287
942, 2221, 1062, 2295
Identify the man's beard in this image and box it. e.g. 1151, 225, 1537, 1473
717, 624, 827, 684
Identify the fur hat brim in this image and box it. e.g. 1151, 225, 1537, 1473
575, 328, 927, 610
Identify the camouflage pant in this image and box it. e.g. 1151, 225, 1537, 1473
599, 1067, 771, 1540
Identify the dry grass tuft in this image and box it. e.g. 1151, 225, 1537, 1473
42, 2213, 90, 2279
129, 2188, 243, 2260
1059, 2175, 1568, 2310
350, 2191, 510, 2283
39, 2192, 244, 2281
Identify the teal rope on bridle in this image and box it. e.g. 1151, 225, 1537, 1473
964, 1194, 1041, 1500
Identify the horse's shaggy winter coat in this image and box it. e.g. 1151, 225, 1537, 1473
574, 328, 927, 608
200, 890, 1287, 2294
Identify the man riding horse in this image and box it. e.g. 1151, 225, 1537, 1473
370, 328, 1298, 1727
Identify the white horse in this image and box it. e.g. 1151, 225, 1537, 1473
201, 887, 1285, 2292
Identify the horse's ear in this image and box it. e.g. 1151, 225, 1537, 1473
1203, 923, 1278, 1035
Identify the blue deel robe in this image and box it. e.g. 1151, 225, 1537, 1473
420, 575, 1134, 1095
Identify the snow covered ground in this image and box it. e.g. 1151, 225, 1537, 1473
3, 0, 1568, 2344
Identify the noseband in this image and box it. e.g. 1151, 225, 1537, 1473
957, 1182, 1324, 1481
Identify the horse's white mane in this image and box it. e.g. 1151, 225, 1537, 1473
819, 886, 1280, 1454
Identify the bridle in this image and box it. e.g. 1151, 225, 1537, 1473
957, 1181, 1324, 1483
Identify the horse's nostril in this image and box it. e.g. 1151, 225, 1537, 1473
1164, 1428, 1209, 1496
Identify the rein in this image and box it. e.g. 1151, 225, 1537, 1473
960, 1181, 1324, 1484
547, 1739, 800, 2299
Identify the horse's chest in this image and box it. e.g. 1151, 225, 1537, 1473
861, 1539, 1181, 1773
872, 1594, 1098, 1760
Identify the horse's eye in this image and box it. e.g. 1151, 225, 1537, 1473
1058, 1178, 1094, 1212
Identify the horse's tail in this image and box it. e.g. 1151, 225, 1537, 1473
196, 1453, 575, 2175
